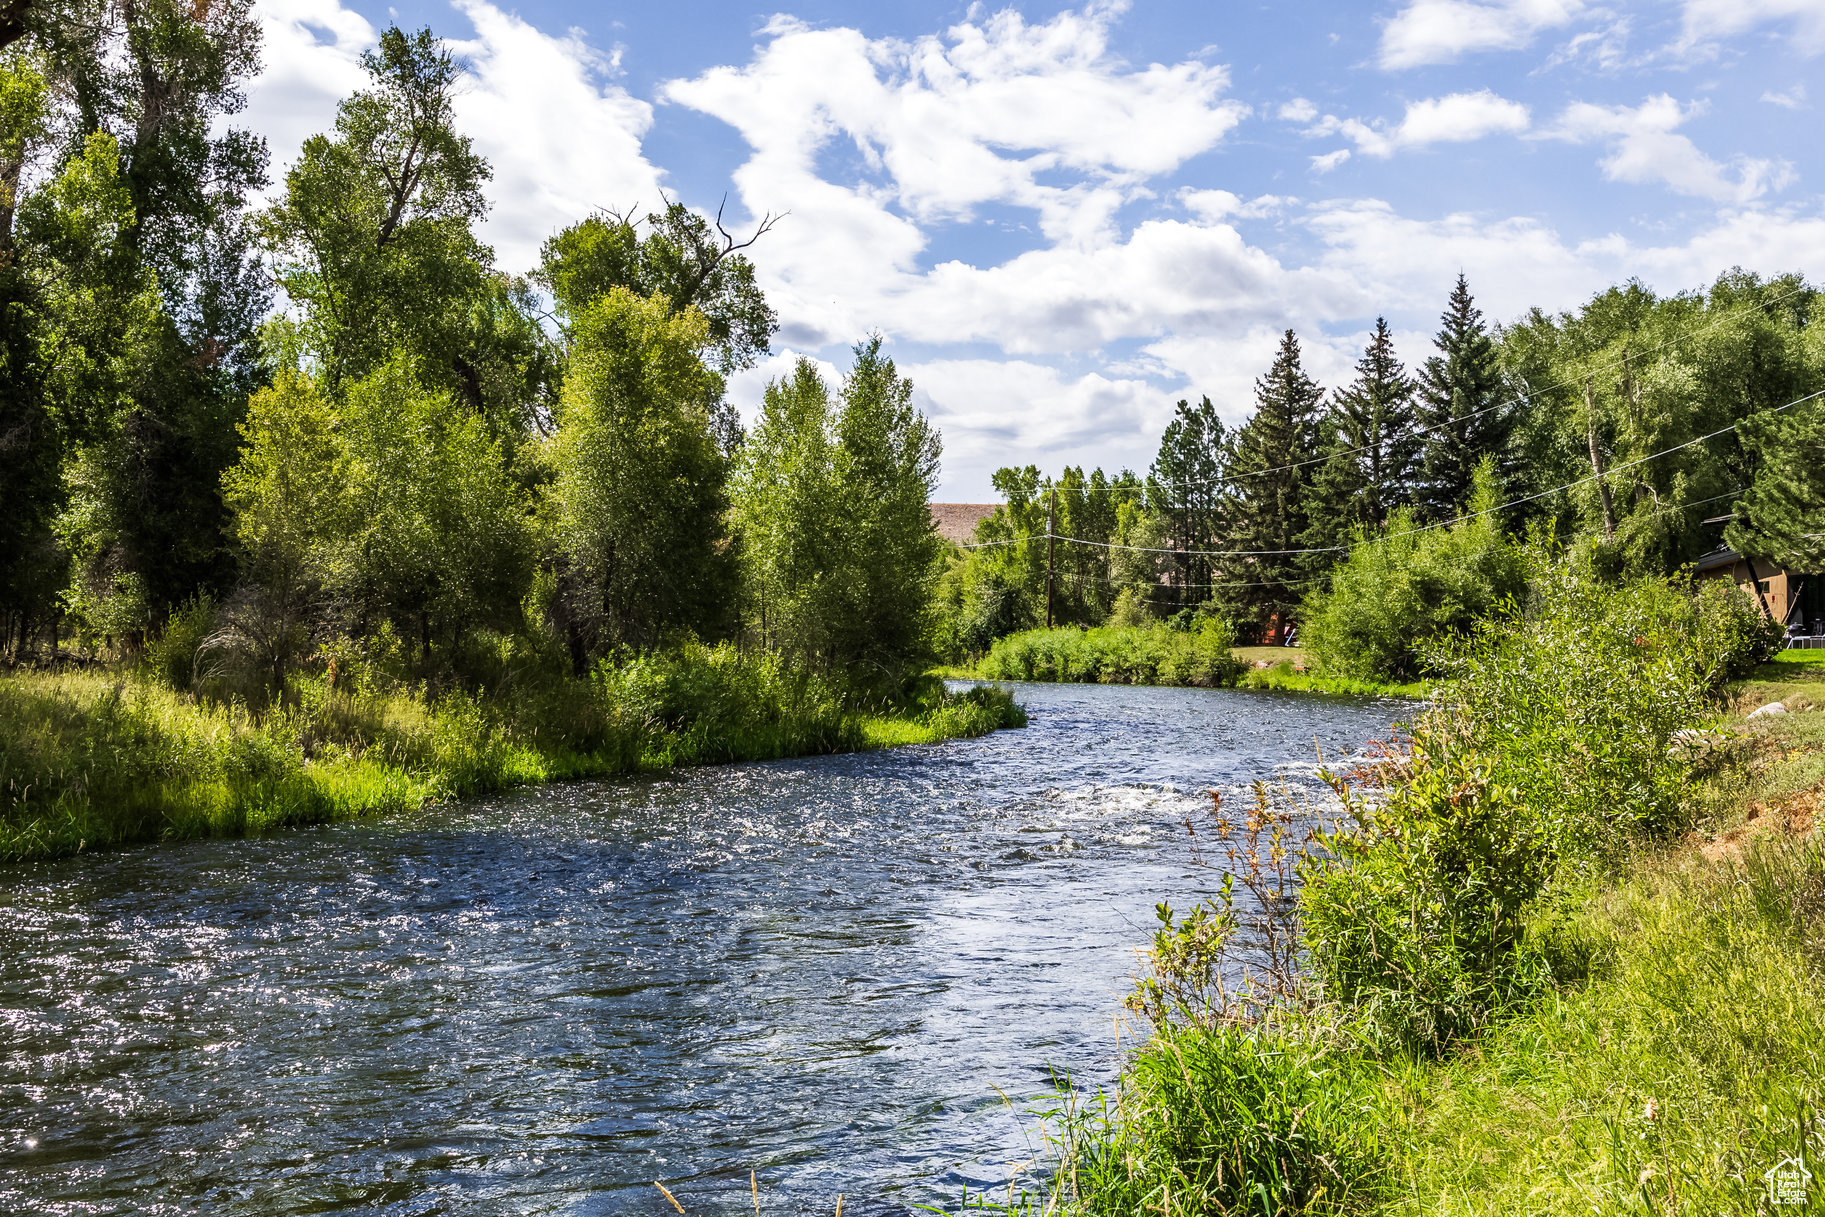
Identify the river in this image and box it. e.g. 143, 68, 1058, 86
0, 682, 1409, 1216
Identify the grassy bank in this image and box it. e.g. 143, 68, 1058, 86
0, 653, 1025, 864
1006, 561, 1815, 1217
950, 632, 1425, 699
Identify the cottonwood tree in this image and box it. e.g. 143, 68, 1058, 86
731, 339, 942, 690
548, 289, 733, 662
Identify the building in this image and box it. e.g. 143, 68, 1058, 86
1693, 548, 1824, 638
929, 503, 998, 545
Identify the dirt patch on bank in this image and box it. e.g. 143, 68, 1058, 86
1698, 783, 1822, 863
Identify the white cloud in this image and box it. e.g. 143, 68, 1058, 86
448, 0, 665, 272
1300, 90, 1530, 163
1763, 84, 1810, 108
1278, 97, 1320, 122
1677, 0, 1825, 56
1378, 0, 1587, 68
1312, 149, 1354, 173
240, 0, 373, 182
663, 3, 1252, 350
1547, 94, 1793, 203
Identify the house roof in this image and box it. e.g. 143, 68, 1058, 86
930, 502, 998, 545
1694, 547, 1745, 573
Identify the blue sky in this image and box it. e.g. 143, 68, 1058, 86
244, 0, 1825, 496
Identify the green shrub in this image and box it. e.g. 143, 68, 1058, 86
1066, 1024, 1387, 1216
143, 595, 217, 694
979, 621, 1245, 688
1302, 464, 1526, 683
1301, 550, 1784, 1053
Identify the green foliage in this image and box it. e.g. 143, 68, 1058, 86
1150, 395, 1229, 612
538, 203, 778, 376
548, 288, 732, 655
979, 619, 1245, 687
1064, 1024, 1388, 1216
1302, 462, 1527, 682
1385, 834, 1825, 1215
1416, 274, 1514, 519
1305, 317, 1421, 554
259, 26, 493, 390
1301, 550, 1780, 1053
0, 652, 1024, 862
731, 340, 943, 690
1224, 329, 1325, 632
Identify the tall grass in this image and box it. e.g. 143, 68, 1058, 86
0, 648, 1025, 863
980, 621, 1246, 688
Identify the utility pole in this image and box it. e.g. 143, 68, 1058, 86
1046, 487, 1057, 629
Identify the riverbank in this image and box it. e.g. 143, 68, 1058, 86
942, 632, 1427, 699
1042, 569, 1809, 1216
0, 661, 1025, 864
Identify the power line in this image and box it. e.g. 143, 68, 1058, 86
954, 382, 1823, 564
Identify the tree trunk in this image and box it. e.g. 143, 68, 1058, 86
1585, 380, 1616, 539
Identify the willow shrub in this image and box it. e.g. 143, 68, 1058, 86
1301, 465, 1526, 684
979, 620, 1245, 687
1301, 554, 1784, 1052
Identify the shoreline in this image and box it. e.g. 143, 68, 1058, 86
0, 668, 1026, 865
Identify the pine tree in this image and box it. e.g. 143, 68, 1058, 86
1416, 274, 1512, 519
1305, 318, 1420, 554
1148, 395, 1228, 611
1224, 330, 1324, 636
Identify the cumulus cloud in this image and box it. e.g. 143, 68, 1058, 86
1547, 95, 1793, 203
448, 0, 665, 271
1763, 84, 1809, 108
1378, 0, 1587, 68
1297, 90, 1531, 163
240, 0, 373, 180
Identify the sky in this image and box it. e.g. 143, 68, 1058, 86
241, 0, 1825, 497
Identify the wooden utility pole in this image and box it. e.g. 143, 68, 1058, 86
1045, 488, 1057, 629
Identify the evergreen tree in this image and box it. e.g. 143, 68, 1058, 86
1416, 274, 1513, 519
1148, 396, 1228, 611
1304, 318, 1420, 555
1225, 330, 1324, 636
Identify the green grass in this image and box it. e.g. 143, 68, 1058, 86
1378, 834, 1825, 1216
0, 667, 1026, 863
1239, 660, 1428, 699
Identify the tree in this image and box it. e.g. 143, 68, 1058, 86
1148, 396, 1228, 612
1305, 318, 1419, 555
731, 339, 942, 690
218, 370, 345, 687
1731, 396, 1825, 577
1416, 274, 1514, 519
539, 201, 779, 375
259, 26, 491, 393
1224, 330, 1324, 635
548, 289, 733, 660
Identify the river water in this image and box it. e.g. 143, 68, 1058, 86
0, 682, 1409, 1216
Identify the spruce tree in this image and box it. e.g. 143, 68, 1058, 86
1416, 274, 1513, 519
1225, 330, 1324, 637
1305, 318, 1419, 554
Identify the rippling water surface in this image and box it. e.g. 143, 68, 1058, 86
0, 682, 1410, 1215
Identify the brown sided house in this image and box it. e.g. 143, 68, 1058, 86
1694, 548, 1825, 642
930, 503, 998, 545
